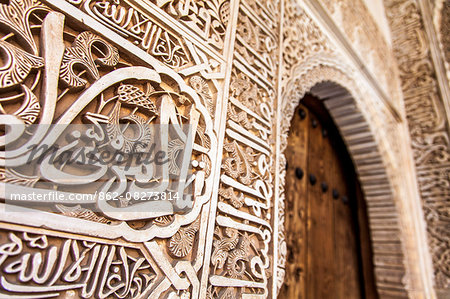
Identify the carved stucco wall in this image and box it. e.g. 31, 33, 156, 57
433, 0, 449, 82
361, 0, 393, 45
384, 0, 450, 297
0, 0, 439, 298
317, 0, 403, 111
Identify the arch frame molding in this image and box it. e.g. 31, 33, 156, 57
273, 55, 429, 298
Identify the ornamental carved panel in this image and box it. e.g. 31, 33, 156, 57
0, 0, 223, 297
385, 0, 450, 294
0, 0, 438, 298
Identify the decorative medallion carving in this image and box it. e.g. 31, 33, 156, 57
0, 0, 219, 297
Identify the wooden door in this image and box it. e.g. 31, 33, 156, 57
279, 95, 378, 299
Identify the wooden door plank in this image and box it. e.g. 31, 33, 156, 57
279, 104, 310, 298
280, 95, 377, 298
306, 108, 335, 299
321, 117, 337, 297
332, 142, 362, 299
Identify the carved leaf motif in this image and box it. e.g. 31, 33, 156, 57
154, 215, 174, 226
60, 31, 119, 88
211, 227, 239, 269
0, 0, 48, 54
168, 218, 200, 257
226, 234, 250, 278
117, 84, 158, 114
0, 40, 44, 88
220, 287, 237, 299
190, 75, 214, 115
218, 186, 244, 209
168, 138, 184, 175
168, 290, 191, 299
230, 72, 259, 108
222, 141, 255, 185
200, 152, 212, 177
151, 28, 190, 68
237, 15, 260, 50
0, 230, 158, 298
196, 124, 211, 149
22, 232, 47, 249
0, 167, 39, 187
227, 104, 252, 130
0, 233, 22, 258
55, 204, 111, 224
218, 1, 230, 26
14, 85, 40, 124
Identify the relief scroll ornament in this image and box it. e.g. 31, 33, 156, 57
0, 230, 159, 298
155, 0, 230, 50
69, 0, 192, 69
0, 0, 220, 297
206, 54, 275, 296
0, 0, 217, 245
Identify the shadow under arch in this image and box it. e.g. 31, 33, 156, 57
276, 59, 409, 297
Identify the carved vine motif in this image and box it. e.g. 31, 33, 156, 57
207, 0, 277, 293
227, 102, 252, 130
0, 0, 436, 297
212, 227, 251, 279
190, 75, 214, 115
428, 223, 450, 287
168, 218, 201, 257
0, 0, 49, 55
229, 69, 275, 113
218, 185, 244, 209
230, 72, 259, 108
234, 10, 277, 80
281, 0, 332, 93
154, 0, 230, 50
68, 0, 224, 117
0, 0, 48, 126
0, 2, 219, 297
13, 85, 41, 125
71, 0, 192, 68
277, 64, 354, 293
0, 0, 216, 238
275, 154, 287, 292
60, 31, 119, 88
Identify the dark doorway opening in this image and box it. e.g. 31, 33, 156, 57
278, 94, 378, 299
